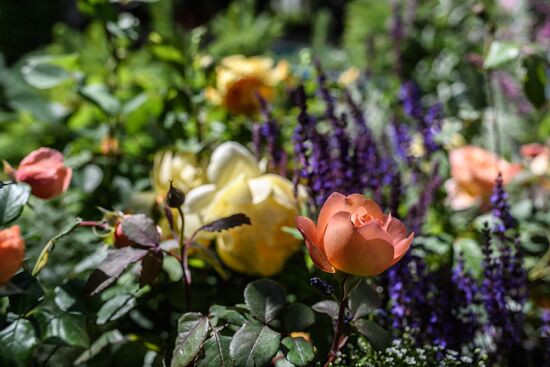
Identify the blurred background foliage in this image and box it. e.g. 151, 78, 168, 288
0, 0, 549, 365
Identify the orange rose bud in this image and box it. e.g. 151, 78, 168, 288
15, 148, 72, 200
295, 193, 413, 277
0, 225, 25, 285
446, 146, 521, 210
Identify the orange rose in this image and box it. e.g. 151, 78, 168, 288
445, 146, 521, 210
295, 193, 413, 277
0, 225, 25, 285
14, 148, 72, 200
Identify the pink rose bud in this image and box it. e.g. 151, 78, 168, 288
295, 193, 413, 277
15, 148, 72, 200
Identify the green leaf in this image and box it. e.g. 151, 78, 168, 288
483, 41, 520, 69
229, 322, 281, 367
33, 218, 82, 276
453, 238, 483, 278
96, 294, 137, 325
80, 84, 120, 115
73, 330, 126, 365
523, 56, 548, 109
8, 271, 44, 315
0, 183, 30, 226
0, 282, 24, 297
311, 300, 339, 319
197, 333, 233, 367
353, 319, 392, 351
34, 310, 89, 348
281, 337, 315, 366
0, 319, 38, 367
82, 164, 103, 193
121, 214, 160, 248
21, 56, 70, 89
171, 313, 209, 367
209, 305, 247, 326
244, 279, 286, 323
282, 303, 315, 332
348, 280, 380, 321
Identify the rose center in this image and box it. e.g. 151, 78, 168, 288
351, 211, 383, 228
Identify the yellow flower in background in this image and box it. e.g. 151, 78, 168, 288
206, 55, 289, 116
184, 142, 300, 276
151, 150, 205, 201
338, 67, 360, 86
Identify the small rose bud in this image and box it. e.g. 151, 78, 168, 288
14, 148, 72, 200
114, 222, 132, 248
166, 181, 185, 208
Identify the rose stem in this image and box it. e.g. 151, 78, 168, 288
324, 274, 349, 367
177, 207, 192, 311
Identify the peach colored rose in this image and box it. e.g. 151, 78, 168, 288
0, 225, 25, 285
445, 146, 521, 210
295, 192, 413, 277
14, 148, 72, 200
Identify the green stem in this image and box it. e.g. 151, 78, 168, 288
324, 274, 349, 367
177, 207, 191, 311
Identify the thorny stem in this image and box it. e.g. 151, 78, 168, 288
177, 207, 192, 311
324, 274, 349, 367
79, 221, 110, 231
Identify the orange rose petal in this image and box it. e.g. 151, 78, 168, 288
385, 214, 407, 240
324, 212, 395, 276
317, 193, 385, 237
392, 232, 414, 265
295, 216, 335, 273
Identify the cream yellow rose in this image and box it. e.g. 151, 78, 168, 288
206, 55, 289, 115
151, 150, 204, 202
184, 142, 300, 276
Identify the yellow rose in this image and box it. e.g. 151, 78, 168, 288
184, 142, 300, 276
151, 150, 205, 201
206, 55, 289, 116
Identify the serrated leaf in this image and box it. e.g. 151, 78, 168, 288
197, 333, 233, 367
85, 247, 147, 296
281, 337, 314, 366
171, 313, 209, 367
80, 84, 120, 115
34, 310, 89, 348
0, 183, 30, 226
209, 305, 247, 326
140, 250, 163, 287
349, 280, 380, 321
121, 214, 160, 248
198, 213, 251, 233
96, 294, 136, 325
0, 319, 38, 366
282, 303, 315, 332
33, 218, 82, 276
311, 300, 339, 319
73, 330, 126, 365
353, 319, 392, 351
244, 279, 286, 323
229, 322, 281, 367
